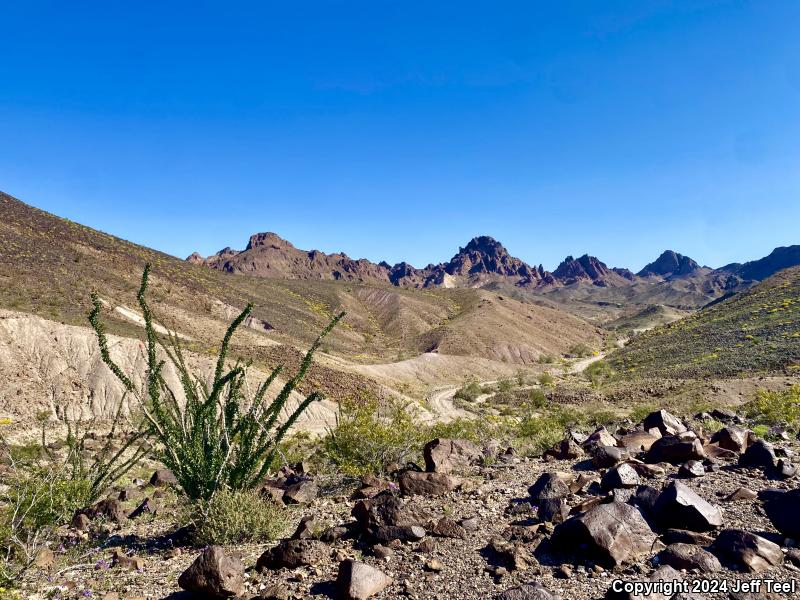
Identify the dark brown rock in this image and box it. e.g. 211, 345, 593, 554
528, 472, 570, 502
282, 479, 318, 504
678, 460, 705, 478
256, 539, 328, 570
592, 445, 630, 469
149, 469, 177, 487
738, 439, 777, 469
652, 481, 723, 532
714, 529, 783, 573
725, 487, 757, 502
710, 426, 749, 453
398, 471, 455, 496
432, 517, 467, 539
423, 438, 482, 473
551, 502, 657, 567
763, 488, 800, 539
646, 436, 705, 465
601, 463, 641, 490
643, 410, 687, 436
659, 543, 721, 573
178, 546, 244, 598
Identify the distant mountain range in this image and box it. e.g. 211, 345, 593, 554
188, 233, 800, 303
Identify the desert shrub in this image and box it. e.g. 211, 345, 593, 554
429, 416, 510, 445
515, 370, 527, 386
516, 410, 573, 455
568, 343, 593, 358
537, 372, 554, 387
453, 379, 484, 402
322, 399, 507, 476
322, 398, 420, 476
528, 388, 547, 409
497, 378, 514, 393
538, 355, 554, 364
0, 464, 92, 585
585, 360, 614, 388
743, 385, 800, 431
190, 488, 289, 545
89, 264, 343, 501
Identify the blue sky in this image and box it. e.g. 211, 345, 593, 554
1, 1, 799, 271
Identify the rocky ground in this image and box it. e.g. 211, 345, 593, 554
19, 410, 800, 600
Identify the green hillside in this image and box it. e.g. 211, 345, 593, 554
609, 266, 800, 378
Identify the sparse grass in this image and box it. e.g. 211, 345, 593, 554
190, 488, 289, 546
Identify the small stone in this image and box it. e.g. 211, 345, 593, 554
178, 547, 245, 597
373, 545, 394, 559
725, 487, 757, 502
34, 548, 55, 569
336, 559, 393, 600
678, 460, 705, 478
149, 469, 177, 487
424, 558, 444, 572
282, 479, 318, 504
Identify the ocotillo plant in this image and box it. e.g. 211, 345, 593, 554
89, 264, 343, 501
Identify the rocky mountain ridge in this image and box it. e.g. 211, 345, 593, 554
188, 233, 800, 302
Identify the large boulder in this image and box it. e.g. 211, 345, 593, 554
738, 439, 777, 469
652, 482, 723, 532
658, 543, 721, 573
398, 471, 456, 496
423, 438, 482, 473
714, 529, 783, 573
178, 546, 244, 598
551, 502, 657, 567
643, 410, 687, 436
646, 436, 705, 465
710, 427, 749, 453
763, 488, 800, 539
336, 559, 393, 600
528, 473, 570, 502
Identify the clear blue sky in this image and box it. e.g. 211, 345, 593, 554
1, 1, 799, 271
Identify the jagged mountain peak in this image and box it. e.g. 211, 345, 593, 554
638, 250, 700, 278
246, 232, 295, 251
